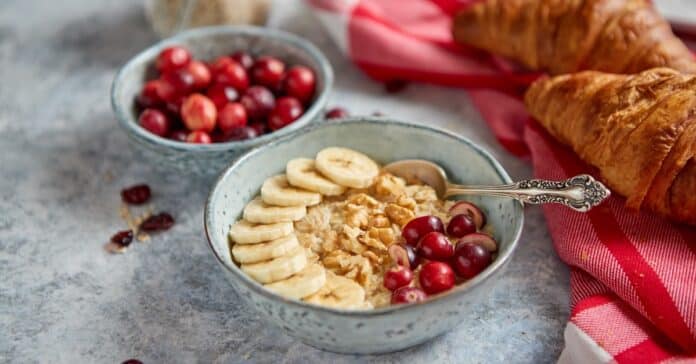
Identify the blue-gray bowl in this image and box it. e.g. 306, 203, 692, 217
111, 26, 333, 175
204, 118, 524, 354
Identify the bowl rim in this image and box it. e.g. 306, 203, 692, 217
204, 117, 524, 317
110, 25, 334, 152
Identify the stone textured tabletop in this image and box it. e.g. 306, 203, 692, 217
0, 1, 569, 363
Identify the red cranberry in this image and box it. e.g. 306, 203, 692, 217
121, 360, 143, 364
214, 61, 249, 92
251, 56, 285, 89
384, 265, 414, 291
139, 109, 170, 137
140, 212, 175, 231
268, 97, 303, 130
446, 214, 476, 238
140, 79, 176, 105
449, 201, 486, 230
391, 286, 427, 305
186, 60, 212, 89
164, 94, 186, 116
162, 69, 195, 93
221, 126, 258, 141
417, 231, 454, 261
402, 215, 444, 246
231, 51, 254, 69
240, 86, 275, 120
218, 102, 248, 133
110, 230, 134, 247
457, 233, 498, 252
206, 83, 239, 110
452, 242, 492, 279
121, 184, 151, 205
186, 130, 212, 144
325, 107, 349, 119
248, 122, 267, 135
388, 244, 416, 268
156, 46, 191, 73
210, 56, 235, 73
181, 94, 217, 132
419, 261, 455, 294
167, 129, 188, 142
283, 66, 315, 103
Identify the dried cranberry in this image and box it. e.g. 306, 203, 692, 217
325, 107, 349, 119
140, 212, 175, 232
111, 230, 134, 247
121, 184, 151, 205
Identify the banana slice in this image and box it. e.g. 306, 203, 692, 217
231, 234, 300, 264
241, 247, 307, 284
303, 271, 366, 309
261, 175, 322, 207
264, 263, 327, 299
315, 147, 379, 189
229, 220, 293, 244
286, 158, 346, 196
243, 198, 307, 224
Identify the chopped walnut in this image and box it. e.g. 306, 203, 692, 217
290, 171, 451, 308
385, 203, 415, 227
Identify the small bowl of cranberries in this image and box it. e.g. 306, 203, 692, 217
111, 26, 333, 175
205, 118, 524, 354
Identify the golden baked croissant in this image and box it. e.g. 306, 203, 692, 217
452, 0, 696, 75
524, 68, 696, 225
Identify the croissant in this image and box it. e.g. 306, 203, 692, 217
452, 0, 696, 75
524, 68, 696, 224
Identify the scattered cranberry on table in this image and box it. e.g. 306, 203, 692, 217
110, 230, 134, 247
121, 359, 143, 364
140, 212, 175, 232
325, 107, 349, 119
121, 184, 151, 205
391, 286, 427, 304
135, 45, 317, 143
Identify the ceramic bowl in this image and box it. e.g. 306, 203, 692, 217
204, 118, 524, 354
111, 26, 333, 175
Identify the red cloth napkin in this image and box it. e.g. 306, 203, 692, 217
307, 1, 696, 362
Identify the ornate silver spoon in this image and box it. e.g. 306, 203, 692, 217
383, 159, 610, 212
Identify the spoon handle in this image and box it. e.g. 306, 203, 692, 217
445, 174, 611, 212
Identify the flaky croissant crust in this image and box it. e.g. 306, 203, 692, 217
453, 0, 696, 75
525, 68, 696, 225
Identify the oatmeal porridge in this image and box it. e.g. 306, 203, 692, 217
228, 147, 497, 309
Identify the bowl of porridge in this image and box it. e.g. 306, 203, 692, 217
204, 118, 524, 354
